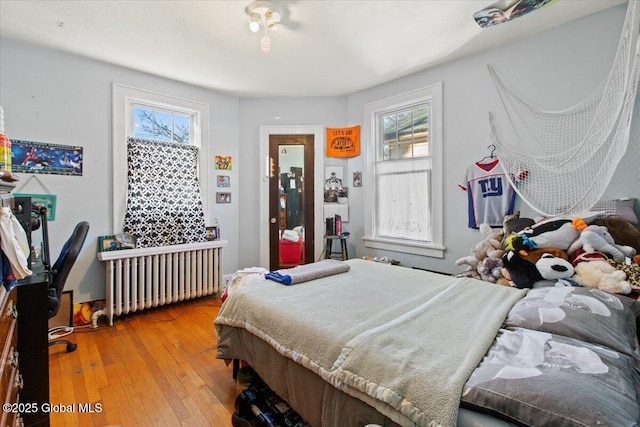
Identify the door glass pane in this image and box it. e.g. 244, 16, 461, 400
278, 145, 305, 267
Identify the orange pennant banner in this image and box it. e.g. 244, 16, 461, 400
326, 125, 360, 158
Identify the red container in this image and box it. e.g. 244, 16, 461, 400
279, 239, 303, 264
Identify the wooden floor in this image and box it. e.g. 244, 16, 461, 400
48, 296, 236, 427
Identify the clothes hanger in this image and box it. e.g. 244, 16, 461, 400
478, 144, 498, 163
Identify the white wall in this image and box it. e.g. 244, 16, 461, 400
345, 3, 639, 273
0, 38, 241, 303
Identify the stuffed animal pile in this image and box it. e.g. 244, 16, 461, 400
455, 212, 640, 297
455, 223, 506, 283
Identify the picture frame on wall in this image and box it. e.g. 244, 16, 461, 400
15, 193, 57, 221
216, 192, 231, 203
217, 175, 230, 187
11, 139, 84, 176
353, 171, 362, 187
215, 155, 232, 170
324, 166, 344, 189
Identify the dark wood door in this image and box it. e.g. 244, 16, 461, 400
269, 134, 314, 270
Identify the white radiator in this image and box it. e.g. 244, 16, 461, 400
97, 240, 227, 325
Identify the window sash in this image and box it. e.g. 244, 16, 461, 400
130, 101, 198, 146
375, 157, 432, 241
379, 103, 430, 161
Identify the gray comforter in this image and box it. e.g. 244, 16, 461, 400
215, 259, 526, 427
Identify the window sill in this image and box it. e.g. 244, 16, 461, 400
363, 236, 445, 259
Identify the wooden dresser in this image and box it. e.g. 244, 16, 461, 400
0, 274, 50, 427
0, 287, 21, 427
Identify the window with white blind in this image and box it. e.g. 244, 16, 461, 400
363, 83, 444, 258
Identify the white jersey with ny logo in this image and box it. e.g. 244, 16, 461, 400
458, 159, 515, 229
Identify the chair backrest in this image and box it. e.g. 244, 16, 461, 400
48, 221, 90, 318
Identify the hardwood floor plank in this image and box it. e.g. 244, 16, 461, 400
49, 296, 235, 427
180, 396, 211, 426
86, 337, 109, 390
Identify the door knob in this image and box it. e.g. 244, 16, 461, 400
270, 218, 277, 224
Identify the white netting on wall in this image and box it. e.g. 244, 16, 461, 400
489, 0, 640, 216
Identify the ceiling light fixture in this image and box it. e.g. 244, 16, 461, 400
245, 0, 281, 54
248, 13, 260, 32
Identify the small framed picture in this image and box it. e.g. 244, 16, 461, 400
97, 235, 122, 252
353, 171, 362, 187
205, 226, 218, 241
217, 175, 230, 187
215, 155, 232, 170
115, 233, 137, 249
216, 192, 231, 203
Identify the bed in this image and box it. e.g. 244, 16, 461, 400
215, 259, 640, 427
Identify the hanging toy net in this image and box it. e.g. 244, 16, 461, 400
489, 0, 640, 217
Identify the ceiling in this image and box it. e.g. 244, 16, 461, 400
0, 0, 626, 98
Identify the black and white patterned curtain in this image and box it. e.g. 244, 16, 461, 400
123, 138, 206, 247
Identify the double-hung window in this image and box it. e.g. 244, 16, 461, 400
112, 83, 210, 233
363, 83, 444, 258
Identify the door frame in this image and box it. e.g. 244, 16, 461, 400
259, 125, 324, 268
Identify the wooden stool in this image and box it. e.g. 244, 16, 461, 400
325, 235, 348, 260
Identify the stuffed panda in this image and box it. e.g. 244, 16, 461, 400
502, 251, 542, 289
534, 253, 580, 287
503, 251, 579, 289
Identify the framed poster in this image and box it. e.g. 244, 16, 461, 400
11, 139, 83, 175
324, 166, 344, 189
15, 193, 57, 221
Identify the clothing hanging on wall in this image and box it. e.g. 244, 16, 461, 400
123, 138, 206, 247
458, 152, 515, 229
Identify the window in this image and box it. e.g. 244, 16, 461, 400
112, 83, 210, 234
382, 106, 429, 161
363, 83, 444, 258
132, 104, 193, 144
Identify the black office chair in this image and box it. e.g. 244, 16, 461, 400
45, 220, 90, 353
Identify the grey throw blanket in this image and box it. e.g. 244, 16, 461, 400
216, 259, 526, 426
265, 259, 350, 285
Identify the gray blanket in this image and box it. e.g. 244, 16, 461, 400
215, 259, 526, 426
